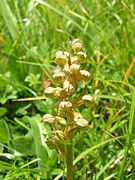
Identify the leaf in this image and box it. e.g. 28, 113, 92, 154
12, 136, 36, 156
0, 144, 3, 153
36, 98, 53, 114
25, 73, 41, 88
0, 120, 10, 143
15, 104, 31, 116
0, 107, 8, 117
29, 115, 49, 176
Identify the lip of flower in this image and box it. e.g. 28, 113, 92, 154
59, 101, 72, 109
63, 79, 75, 94
80, 70, 91, 79
70, 56, 79, 64
55, 51, 68, 67
42, 114, 55, 123
44, 87, 55, 95
82, 95, 94, 106
70, 64, 80, 73
77, 51, 87, 62
53, 71, 65, 82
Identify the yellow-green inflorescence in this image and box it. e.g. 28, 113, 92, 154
42, 39, 93, 160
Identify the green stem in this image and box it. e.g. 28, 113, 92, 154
65, 138, 73, 180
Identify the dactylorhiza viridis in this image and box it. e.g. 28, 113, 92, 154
42, 39, 94, 162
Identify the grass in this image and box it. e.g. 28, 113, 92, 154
0, 0, 135, 179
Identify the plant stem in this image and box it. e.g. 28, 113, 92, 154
65, 138, 73, 180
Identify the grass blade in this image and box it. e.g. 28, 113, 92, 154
118, 89, 135, 179
0, 0, 18, 40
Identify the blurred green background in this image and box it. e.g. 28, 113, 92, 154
0, 0, 135, 179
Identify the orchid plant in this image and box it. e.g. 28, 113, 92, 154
42, 39, 93, 180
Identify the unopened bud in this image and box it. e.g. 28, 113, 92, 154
56, 116, 67, 125
71, 39, 82, 52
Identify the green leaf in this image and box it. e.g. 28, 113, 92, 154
0, 144, 4, 153
15, 104, 31, 116
29, 115, 49, 176
12, 136, 36, 156
0, 120, 10, 143
0, 107, 8, 117
36, 99, 53, 114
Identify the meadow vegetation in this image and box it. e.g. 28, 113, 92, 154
0, 0, 135, 179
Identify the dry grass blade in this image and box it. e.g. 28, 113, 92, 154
13, 96, 46, 102
119, 0, 135, 19
121, 56, 135, 89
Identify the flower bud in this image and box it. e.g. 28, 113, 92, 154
56, 116, 67, 125
71, 39, 82, 52
42, 114, 55, 123
55, 51, 68, 67
82, 95, 94, 107
77, 51, 87, 62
